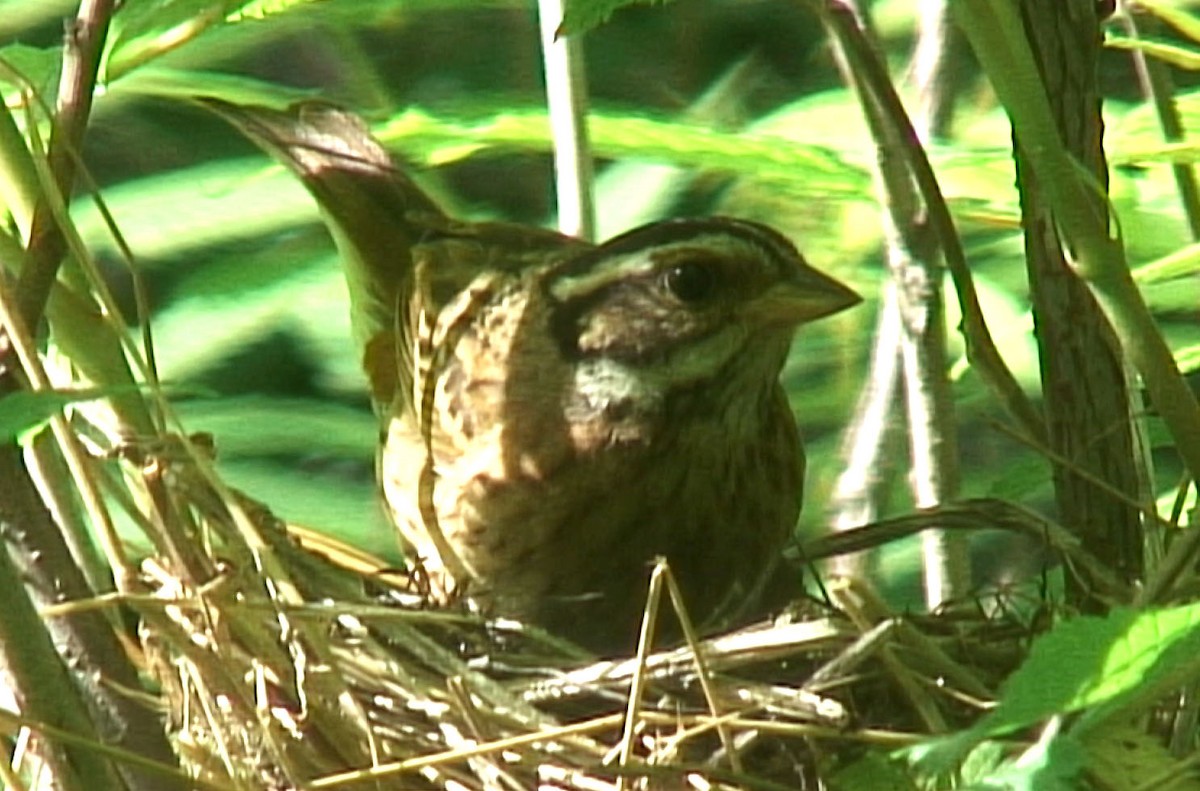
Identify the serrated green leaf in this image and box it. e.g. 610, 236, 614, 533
1000, 606, 1200, 727
558, 0, 674, 37
104, 0, 428, 82
75, 100, 867, 270
108, 0, 331, 81
106, 0, 265, 80
911, 605, 1200, 773
376, 107, 869, 197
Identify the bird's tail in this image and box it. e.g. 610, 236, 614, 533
200, 99, 439, 411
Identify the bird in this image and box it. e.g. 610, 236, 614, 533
206, 100, 861, 652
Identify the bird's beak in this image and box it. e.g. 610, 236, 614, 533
744, 265, 861, 327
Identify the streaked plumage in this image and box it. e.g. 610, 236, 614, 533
209, 100, 860, 651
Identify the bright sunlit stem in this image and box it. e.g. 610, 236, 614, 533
537, 0, 596, 242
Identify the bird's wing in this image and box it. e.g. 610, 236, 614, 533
202, 99, 590, 418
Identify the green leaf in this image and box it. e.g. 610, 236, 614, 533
212, 457, 394, 556
176, 395, 390, 552
1106, 34, 1200, 70
1134, 241, 1200, 285
376, 107, 869, 197
986, 458, 1053, 501
958, 740, 1006, 787
228, 0, 326, 23
0, 47, 59, 235
0, 388, 119, 444
829, 750, 917, 791
1110, 140, 1200, 166
0, 153, 36, 255
1080, 724, 1200, 791
977, 728, 1085, 791
174, 394, 390, 550
1001, 606, 1200, 728
176, 395, 374, 460
108, 0, 245, 79
1177, 342, 1200, 375
149, 243, 355, 387
0, 0, 75, 40
1125, 1, 1200, 47
558, 0, 675, 37
0, 42, 63, 101
913, 605, 1200, 772
106, 0, 271, 79
108, 67, 317, 107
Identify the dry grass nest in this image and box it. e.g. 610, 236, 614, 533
115, 440, 1109, 791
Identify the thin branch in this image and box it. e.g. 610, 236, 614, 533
827, 283, 901, 569
819, 0, 1047, 448
16, 0, 115, 327
821, 0, 968, 605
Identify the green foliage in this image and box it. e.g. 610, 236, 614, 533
5, 1, 1200, 786
558, 0, 675, 37
829, 750, 918, 791
1107, 36, 1200, 71
992, 605, 1200, 734
374, 105, 869, 194
105, 0, 327, 79
910, 604, 1200, 784
2, 0, 1193, 575
0, 43, 61, 103
0, 388, 116, 444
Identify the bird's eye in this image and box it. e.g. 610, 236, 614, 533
662, 261, 718, 303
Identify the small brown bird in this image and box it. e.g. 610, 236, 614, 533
209, 101, 860, 651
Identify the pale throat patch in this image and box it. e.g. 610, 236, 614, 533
564, 323, 751, 444
569, 357, 660, 420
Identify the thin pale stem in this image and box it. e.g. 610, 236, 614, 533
538, 0, 596, 241
822, 0, 968, 605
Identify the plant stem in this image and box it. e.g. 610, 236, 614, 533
537, 0, 596, 241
